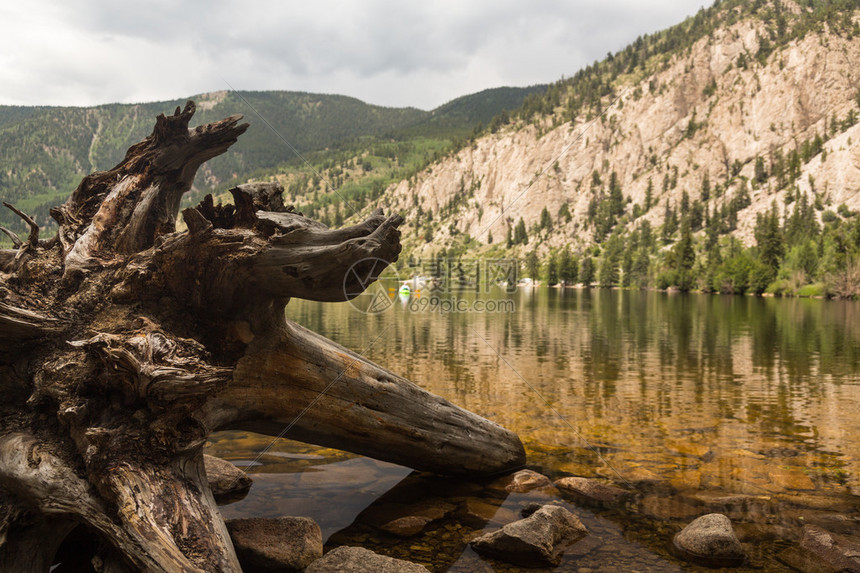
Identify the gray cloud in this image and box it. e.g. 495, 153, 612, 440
0, 0, 707, 109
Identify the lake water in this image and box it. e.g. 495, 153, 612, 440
207, 287, 860, 571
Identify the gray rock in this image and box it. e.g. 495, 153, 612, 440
776, 525, 860, 573
554, 477, 629, 507
226, 517, 322, 572
470, 504, 588, 567
672, 513, 745, 567
204, 454, 252, 503
304, 546, 429, 572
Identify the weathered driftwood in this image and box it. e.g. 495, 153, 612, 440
0, 102, 525, 571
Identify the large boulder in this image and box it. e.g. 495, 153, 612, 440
672, 513, 745, 567
470, 504, 588, 567
304, 546, 429, 572
776, 525, 860, 573
554, 476, 629, 507
204, 454, 252, 503
226, 517, 322, 572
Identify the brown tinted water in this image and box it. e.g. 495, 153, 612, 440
206, 287, 860, 571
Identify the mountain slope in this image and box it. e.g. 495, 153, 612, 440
0, 87, 543, 232
374, 0, 860, 294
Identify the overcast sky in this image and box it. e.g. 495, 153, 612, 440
0, 0, 708, 110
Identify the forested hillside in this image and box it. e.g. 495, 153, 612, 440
0, 86, 544, 233
368, 0, 860, 297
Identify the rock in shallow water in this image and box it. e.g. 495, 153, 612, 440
499, 469, 556, 493
554, 476, 630, 507
304, 546, 430, 572
204, 454, 252, 503
227, 517, 322, 572
470, 504, 589, 567
776, 524, 860, 573
672, 513, 745, 567
380, 515, 433, 537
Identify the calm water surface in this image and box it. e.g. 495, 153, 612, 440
207, 288, 860, 571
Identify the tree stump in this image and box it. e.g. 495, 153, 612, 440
0, 102, 525, 571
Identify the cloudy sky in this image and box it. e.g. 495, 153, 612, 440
0, 0, 707, 110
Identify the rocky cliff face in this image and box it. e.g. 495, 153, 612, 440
378, 6, 860, 259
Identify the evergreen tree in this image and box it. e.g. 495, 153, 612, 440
631, 248, 650, 287
645, 177, 653, 211
559, 246, 578, 284
505, 225, 513, 248
580, 256, 595, 287
539, 207, 552, 231
558, 202, 572, 222
754, 202, 785, 284
621, 248, 634, 287
690, 200, 704, 232
598, 234, 623, 287
662, 200, 679, 241
608, 171, 624, 217
754, 155, 768, 184
525, 250, 540, 279
546, 252, 559, 285
514, 218, 528, 245
672, 219, 697, 291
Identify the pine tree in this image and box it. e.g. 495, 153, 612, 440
632, 248, 650, 287
514, 218, 528, 245
673, 219, 696, 291
754, 155, 768, 184
539, 207, 552, 231
754, 202, 785, 283
621, 248, 634, 287
559, 246, 577, 284
546, 252, 559, 285
645, 177, 653, 211
609, 171, 624, 217
525, 250, 540, 280
580, 256, 595, 287
598, 234, 623, 287
558, 202, 572, 222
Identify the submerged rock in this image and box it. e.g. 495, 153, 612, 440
554, 476, 630, 507
380, 515, 433, 537
499, 469, 556, 493
204, 454, 252, 503
776, 524, 860, 573
227, 517, 322, 572
304, 546, 429, 572
638, 494, 703, 520
672, 513, 745, 567
470, 504, 588, 567
457, 498, 519, 529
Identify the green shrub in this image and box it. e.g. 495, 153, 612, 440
767, 279, 792, 296
796, 283, 826, 297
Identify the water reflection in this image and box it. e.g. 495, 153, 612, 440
208, 289, 860, 571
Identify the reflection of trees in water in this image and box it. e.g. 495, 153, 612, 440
285, 290, 859, 458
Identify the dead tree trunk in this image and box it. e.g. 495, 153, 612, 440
0, 101, 525, 571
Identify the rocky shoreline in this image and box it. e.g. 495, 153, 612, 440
207, 457, 860, 572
